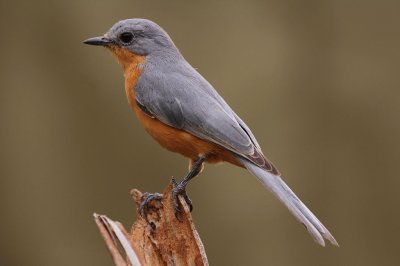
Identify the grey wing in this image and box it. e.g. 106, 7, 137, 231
136, 68, 278, 174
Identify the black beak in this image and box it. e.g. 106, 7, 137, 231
83, 36, 113, 46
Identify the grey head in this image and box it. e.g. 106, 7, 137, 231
83, 18, 178, 56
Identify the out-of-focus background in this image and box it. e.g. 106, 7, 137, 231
1, 0, 399, 265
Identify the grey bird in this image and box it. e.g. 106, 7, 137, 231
84, 18, 338, 246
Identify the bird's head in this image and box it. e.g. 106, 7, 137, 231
84, 18, 176, 69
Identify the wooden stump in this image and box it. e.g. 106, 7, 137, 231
94, 181, 209, 266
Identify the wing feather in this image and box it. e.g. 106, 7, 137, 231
136, 61, 278, 174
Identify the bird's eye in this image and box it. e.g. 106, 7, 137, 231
119, 32, 134, 44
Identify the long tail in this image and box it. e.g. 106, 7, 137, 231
237, 157, 338, 246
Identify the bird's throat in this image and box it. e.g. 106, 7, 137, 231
107, 46, 146, 107
107, 46, 145, 75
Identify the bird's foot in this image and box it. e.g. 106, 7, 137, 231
172, 178, 193, 214
139, 192, 163, 220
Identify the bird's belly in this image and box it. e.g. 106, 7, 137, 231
133, 104, 243, 167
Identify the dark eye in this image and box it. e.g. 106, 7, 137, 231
119, 32, 134, 44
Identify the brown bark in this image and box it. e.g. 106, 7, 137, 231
94, 181, 209, 266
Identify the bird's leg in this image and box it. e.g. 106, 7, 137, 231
172, 155, 207, 213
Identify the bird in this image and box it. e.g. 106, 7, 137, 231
83, 18, 338, 247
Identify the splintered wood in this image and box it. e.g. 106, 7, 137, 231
94, 182, 209, 266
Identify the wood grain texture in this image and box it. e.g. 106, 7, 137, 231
94, 182, 209, 266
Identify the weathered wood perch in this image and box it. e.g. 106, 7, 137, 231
94, 181, 209, 266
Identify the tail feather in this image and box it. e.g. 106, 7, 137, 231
237, 157, 338, 246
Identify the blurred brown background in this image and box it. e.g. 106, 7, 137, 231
1, 0, 399, 265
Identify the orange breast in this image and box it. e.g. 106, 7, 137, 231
108, 46, 243, 167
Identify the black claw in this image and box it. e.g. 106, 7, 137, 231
172, 181, 193, 214
182, 192, 193, 212
139, 192, 163, 219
